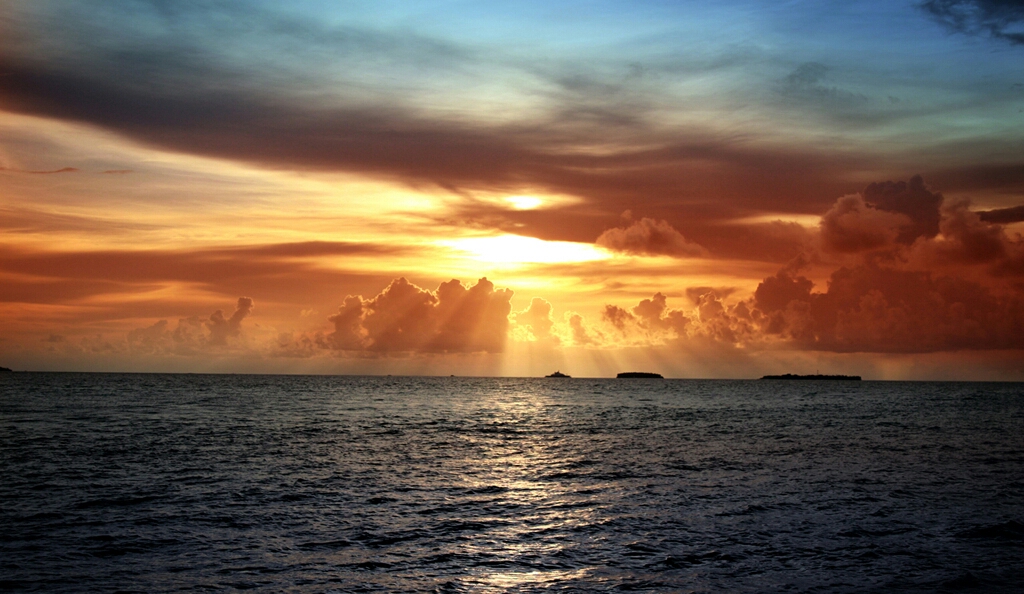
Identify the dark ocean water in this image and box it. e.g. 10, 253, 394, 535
2, 374, 1022, 593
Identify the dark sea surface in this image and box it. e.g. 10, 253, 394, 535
2, 373, 1023, 593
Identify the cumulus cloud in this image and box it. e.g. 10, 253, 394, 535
514, 297, 557, 342
596, 217, 707, 257
594, 176, 1024, 354
322, 277, 513, 353
861, 175, 944, 244
127, 297, 255, 354
601, 263, 1024, 354
207, 297, 254, 345
817, 175, 985, 257
752, 264, 1024, 352
566, 312, 598, 346
819, 194, 910, 253
600, 290, 758, 348
604, 292, 691, 336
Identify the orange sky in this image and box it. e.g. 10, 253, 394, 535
2, 1, 1023, 379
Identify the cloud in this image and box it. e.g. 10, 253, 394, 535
596, 217, 707, 257
921, 0, 1024, 45
781, 62, 869, 108
861, 175, 944, 244
0, 165, 79, 174
600, 263, 1024, 354
819, 194, 910, 253
595, 176, 1024, 354
127, 297, 256, 354
929, 199, 1008, 264
0, 242, 406, 306
27, 166, 78, 174
322, 277, 513, 353
206, 297, 253, 345
752, 264, 1024, 352
978, 204, 1024, 223
566, 312, 599, 346
685, 286, 737, 304
514, 297, 557, 342
816, 175, 951, 253
0, 2, 922, 247
601, 292, 691, 345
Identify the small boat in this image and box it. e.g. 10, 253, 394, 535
545, 371, 571, 378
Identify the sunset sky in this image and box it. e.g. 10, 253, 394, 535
1, 0, 1023, 379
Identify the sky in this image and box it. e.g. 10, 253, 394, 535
1, 0, 1023, 379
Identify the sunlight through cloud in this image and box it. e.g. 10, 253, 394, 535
440, 235, 611, 265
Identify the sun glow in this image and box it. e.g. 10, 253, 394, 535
505, 195, 543, 210
440, 235, 611, 265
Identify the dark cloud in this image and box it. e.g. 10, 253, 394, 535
597, 176, 1024, 354
602, 262, 1024, 354
819, 194, 909, 253
322, 278, 513, 353
752, 264, 1024, 352
921, 0, 1024, 45
0, 54, 871, 224
128, 297, 255, 353
862, 175, 944, 244
596, 217, 707, 257
929, 200, 1008, 264
978, 204, 1024, 223
815, 176, 950, 253
811, 177, 1024, 275
0, 4, 889, 238
206, 297, 253, 345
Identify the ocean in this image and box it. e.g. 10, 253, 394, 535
2, 373, 1022, 592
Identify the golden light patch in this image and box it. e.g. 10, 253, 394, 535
730, 213, 822, 227
439, 234, 611, 265
505, 195, 544, 210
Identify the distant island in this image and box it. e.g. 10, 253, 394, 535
0, 366, 13, 373
545, 371, 571, 378
761, 374, 861, 381
616, 372, 664, 379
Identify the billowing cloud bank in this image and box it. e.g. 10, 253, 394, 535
127, 297, 255, 355
592, 176, 1024, 353
50, 177, 1024, 367
322, 277, 513, 353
